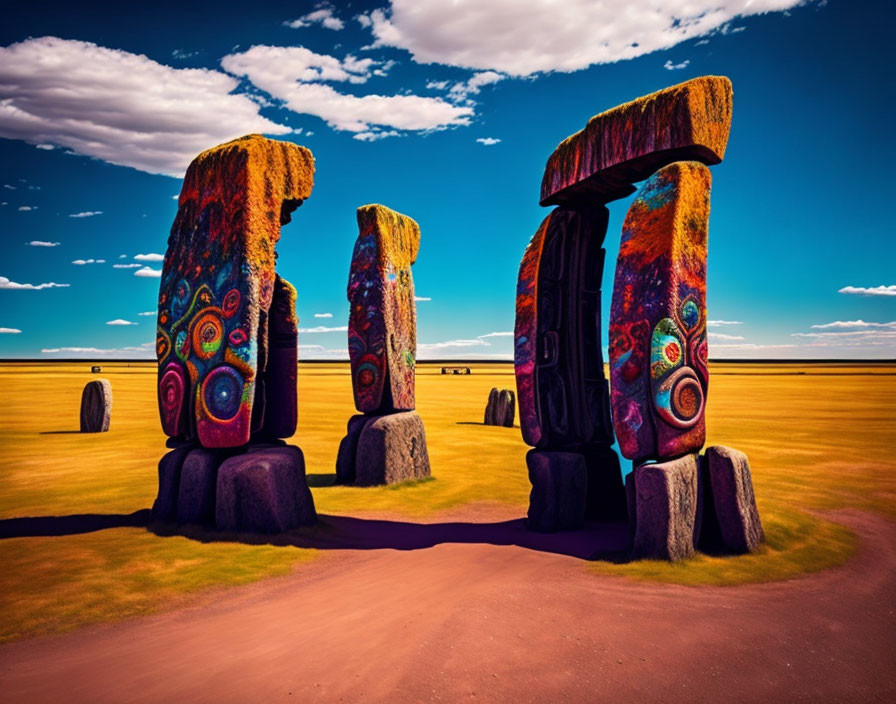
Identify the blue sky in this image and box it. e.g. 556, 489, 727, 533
1, 0, 893, 360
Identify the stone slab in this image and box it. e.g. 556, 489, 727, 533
526, 450, 587, 533
705, 445, 764, 553
177, 448, 224, 525
152, 446, 193, 523
335, 414, 370, 485
354, 411, 430, 486
484, 388, 516, 427
632, 453, 699, 561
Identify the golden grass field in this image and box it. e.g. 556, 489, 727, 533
1, 361, 894, 643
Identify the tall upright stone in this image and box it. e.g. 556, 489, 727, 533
80, 379, 112, 433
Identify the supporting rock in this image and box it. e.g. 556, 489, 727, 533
216, 446, 316, 533
335, 414, 369, 485
152, 446, 193, 523
355, 411, 431, 486
484, 388, 515, 427
80, 379, 112, 433
177, 448, 225, 525
526, 450, 587, 532
632, 454, 699, 562
705, 445, 764, 553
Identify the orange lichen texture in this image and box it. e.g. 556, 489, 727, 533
540, 76, 732, 207
157, 135, 314, 448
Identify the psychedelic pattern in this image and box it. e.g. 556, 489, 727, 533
514, 207, 614, 449
157, 135, 314, 448
347, 204, 420, 413
608, 161, 711, 462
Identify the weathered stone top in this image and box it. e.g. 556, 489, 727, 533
356, 204, 421, 269
540, 76, 732, 207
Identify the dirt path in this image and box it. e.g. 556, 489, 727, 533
1, 507, 894, 703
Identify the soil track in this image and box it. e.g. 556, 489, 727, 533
1, 507, 894, 703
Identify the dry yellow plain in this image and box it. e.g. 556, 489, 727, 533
1, 361, 894, 643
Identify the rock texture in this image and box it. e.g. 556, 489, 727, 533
540, 76, 732, 206
609, 162, 711, 462
335, 414, 369, 485
176, 448, 224, 525
484, 388, 516, 427
526, 450, 588, 532
355, 411, 430, 486
156, 134, 314, 448
514, 206, 614, 449
347, 204, 420, 414
151, 446, 192, 523
216, 446, 316, 533
80, 379, 112, 433
705, 445, 764, 553
632, 454, 699, 562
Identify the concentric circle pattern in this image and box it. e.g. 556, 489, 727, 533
201, 366, 243, 422
654, 366, 705, 430
191, 312, 223, 360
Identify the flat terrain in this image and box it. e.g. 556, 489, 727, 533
1, 361, 894, 701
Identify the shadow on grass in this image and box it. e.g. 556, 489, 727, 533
306, 473, 337, 487
455, 422, 520, 428
0, 509, 151, 538
39, 430, 83, 435
0, 509, 631, 562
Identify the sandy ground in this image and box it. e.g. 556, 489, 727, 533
1, 506, 894, 703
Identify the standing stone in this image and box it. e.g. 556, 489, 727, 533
484, 388, 516, 427
705, 446, 764, 553
335, 414, 370, 485
609, 162, 711, 463
152, 446, 193, 523
258, 274, 299, 439
355, 411, 430, 486
216, 446, 316, 533
80, 379, 112, 433
347, 204, 420, 414
582, 445, 627, 521
632, 453, 699, 562
526, 450, 587, 532
177, 448, 225, 525
156, 134, 314, 448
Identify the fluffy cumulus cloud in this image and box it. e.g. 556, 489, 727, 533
72, 258, 105, 265
363, 0, 809, 76
838, 285, 896, 297
664, 59, 691, 70
0, 37, 291, 176
134, 253, 164, 262
106, 318, 137, 326
134, 266, 162, 278
314, 312, 333, 318
221, 45, 473, 138
285, 4, 345, 31
476, 137, 500, 146
0, 275, 69, 290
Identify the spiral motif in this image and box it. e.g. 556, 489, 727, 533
222, 289, 240, 318
191, 312, 223, 360
654, 366, 705, 430
201, 365, 243, 422
356, 353, 381, 388
158, 363, 186, 435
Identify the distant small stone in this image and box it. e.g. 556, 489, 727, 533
216, 446, 316, 533
484, 388, 515, 427
80, 379, 112, 433
705, 445, 764, 553
632, 453, 699, 561
355, 411, 431, 486
526, 450, 587, 532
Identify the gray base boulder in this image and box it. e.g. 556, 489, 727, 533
335, 414, 369, 485
177, 448, 225, 525
632, 454, 699, 562
484, 388, 515, 427
80, 379, 112, 433
526, 450, 587, 532
216, 446, 316, 533
355, 411, 431, 486
705, 445, 764, 553
152, 446, 193, 522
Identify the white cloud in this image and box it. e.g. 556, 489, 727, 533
68, 211, 102, 218
18, 206, 36, 211
72, 258, 105, 265
354, 129, 401, 142
0, 37, 291, 177
26, 240, 60, 247
171, 49, 199, 60
298, 324, 348, 333
4, 184, 15, 190
447, 70, 505, 102
118, 254, 127, 258
426, 80, 448, 91
134, 252, 164, 262
792, 330, 896, 341
41, 341, 155, 358
314, 312, 333, 318
138, 311, 156, 316
418, 338, 489, 351
695, 39, 710, 46
838, 285, 896, 297
707, 320, 743, 326
221, 45, 473, 137
364, 0, 807, 76
113, 263, 142, 269
811, 320, 896, 330
356, 14, 373, 29
0, 275, 69, 290
134, 266, 162, 278
0, 327, 22, 334
414, 296, 431, 302
476, 137, 501, 146
285, 5, 345, 31
106, 318, 137, 326
664, 59, 691, 70
477, 331, 513, 338
708, 332, 745, 341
